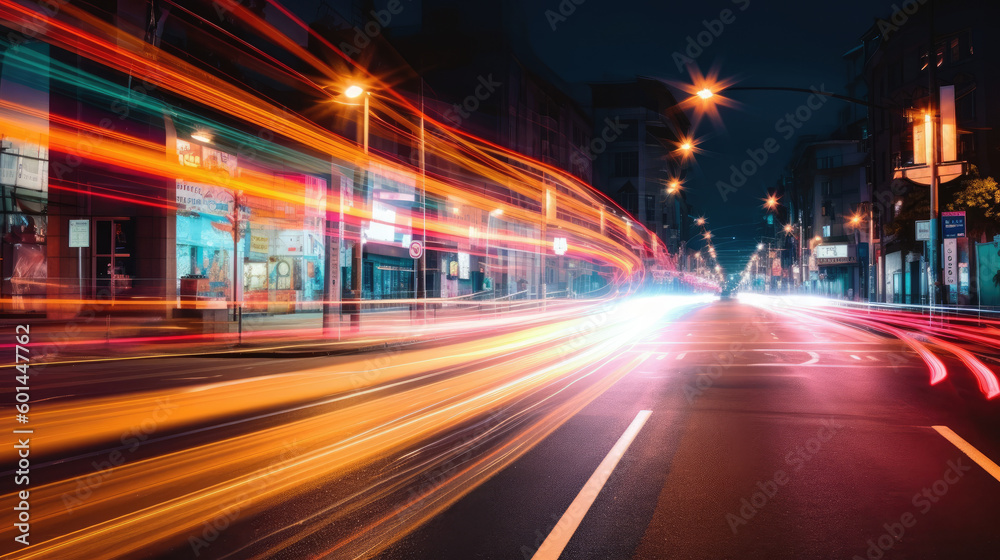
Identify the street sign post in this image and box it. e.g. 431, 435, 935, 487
69, 219, 89, 300
915, 220, 931, 241
944, 237, 958, 286
408, 240, 423, 259
941, 211, 966, 239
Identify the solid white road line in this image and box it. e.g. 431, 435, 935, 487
531, 410, 653, 560
933, 426, 1000, 482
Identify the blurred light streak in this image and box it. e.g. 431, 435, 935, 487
0, 296, 693, 559
921, 335, 1000, 399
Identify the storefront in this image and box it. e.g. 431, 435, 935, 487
174, 139, 327, 314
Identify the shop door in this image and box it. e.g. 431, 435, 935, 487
94, 219, 134, 300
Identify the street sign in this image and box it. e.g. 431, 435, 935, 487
408, 240, 423, 259
944, 238, 958, 285
941, 211, 966, 239
915, 220, 931, 241
553, 237, 568, 255
69, 219, 89, 248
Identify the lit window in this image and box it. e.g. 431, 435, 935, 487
822, 225, 831, 237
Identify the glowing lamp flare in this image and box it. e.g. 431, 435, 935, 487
344, 85, 364, 98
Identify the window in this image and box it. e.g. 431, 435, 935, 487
823, 225, 831, 237
821, 181, 833, 196
950, 37, 960, 63
613, 152, 638, 177
644, 194, 655, 222
959, 132, 975, 158
821, 201, 835, 220
957, 90, 976, 121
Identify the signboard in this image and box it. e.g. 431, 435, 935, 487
458, 252, 470, 279
941, 211, 966, 239
944, 238, 958, 285
916, 220, 931, 241
815, 244, 848, 259
250, 234, 269, 254
276, 231, 303, 254
815, 244, 856, 265
69, 220, 89, 248
409, 240, 423, 259
553, 237, 568, 256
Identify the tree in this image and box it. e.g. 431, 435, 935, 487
946, 165, 1000, 240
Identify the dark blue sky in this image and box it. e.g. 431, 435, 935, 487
517, 0, 885, 264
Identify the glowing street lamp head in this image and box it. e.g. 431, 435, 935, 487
696, 88, 714, 100
344, 85, 365, 98
667, 180, 681, 194
703, 231, 712, 240
757, 243, 764, 250
849, 213, 863, 226
764, 195, 779, 211
784, 224, 794, 233
695, 217, 706, 227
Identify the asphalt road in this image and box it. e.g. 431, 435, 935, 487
379, 300, 1000, 560
5, 298, 1000, 560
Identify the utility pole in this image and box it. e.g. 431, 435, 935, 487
927, 1, 940, 309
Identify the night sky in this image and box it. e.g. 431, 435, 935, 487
516, 0, 885, 269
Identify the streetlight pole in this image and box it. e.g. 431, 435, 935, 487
799, 211, 805, 292
347, 87, 369, 330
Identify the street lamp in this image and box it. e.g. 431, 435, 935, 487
344, 85, 364, 99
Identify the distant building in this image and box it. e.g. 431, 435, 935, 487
384, 0, 607, 297
862, 0, 1000, 304
589, 77, 691, 256
788, 136, 869, 299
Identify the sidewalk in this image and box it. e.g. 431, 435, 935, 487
0, 301, 582, 364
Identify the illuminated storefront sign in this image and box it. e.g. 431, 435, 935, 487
815, 244, 856, 265
458, 252, 470, 279
553, 237, 568, 255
